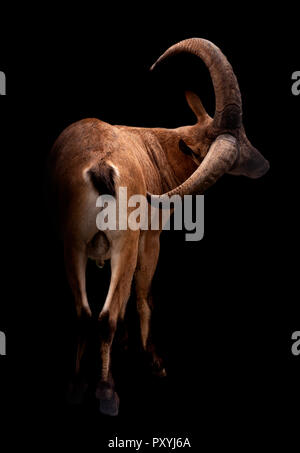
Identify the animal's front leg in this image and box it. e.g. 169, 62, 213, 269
64, 242, 92, 404
135, 231, 167, 377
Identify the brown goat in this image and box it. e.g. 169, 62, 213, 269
49, 38, 269, 416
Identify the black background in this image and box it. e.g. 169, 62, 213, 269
0, 6, 299, 451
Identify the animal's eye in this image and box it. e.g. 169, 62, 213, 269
179, 139, 196, 157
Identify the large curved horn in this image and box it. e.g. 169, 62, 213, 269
147, 135, 238, 202
151, 38, 242, 130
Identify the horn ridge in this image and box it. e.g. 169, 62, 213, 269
150, 38, 242, 130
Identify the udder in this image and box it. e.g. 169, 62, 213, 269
87, 231, 111, 267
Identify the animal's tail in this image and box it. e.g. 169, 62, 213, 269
88, 162, 117, 197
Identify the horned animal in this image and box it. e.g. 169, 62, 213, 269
49, 38, 269, 416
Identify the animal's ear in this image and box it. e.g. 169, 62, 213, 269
185, 91, 208, 122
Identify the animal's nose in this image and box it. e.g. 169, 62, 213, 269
246, 153, 270, 179
255, 159, 270, 178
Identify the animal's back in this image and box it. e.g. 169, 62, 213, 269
48, 117, 147, 243
49, 118, 118, 184
48, 118, 119, 239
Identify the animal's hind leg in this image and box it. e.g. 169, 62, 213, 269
96, 231, 139, 416
134, 231, 166, 377
64, 242, 92, 404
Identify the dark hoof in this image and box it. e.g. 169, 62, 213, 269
99, 392, 120, 416
95, 381, 119, 416
66, 378, 89, 405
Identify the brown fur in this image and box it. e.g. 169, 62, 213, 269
49, 93, 211, 414
49, 39, 268, 416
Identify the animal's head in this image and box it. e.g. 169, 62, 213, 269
148, 38, 269, 199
